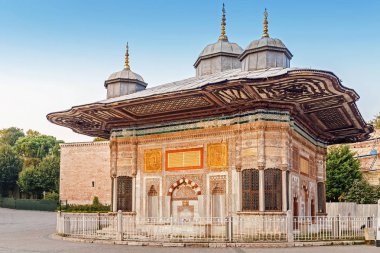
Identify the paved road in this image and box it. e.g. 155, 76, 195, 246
0, 207, 378, 253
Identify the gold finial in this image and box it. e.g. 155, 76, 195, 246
262, 8, 269, 38
218, 3, 228, 41
124, 43, 130, 69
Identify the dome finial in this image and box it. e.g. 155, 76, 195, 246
124, 42, 130, 70
218, 3, 228, 41
262, 8, 269, 38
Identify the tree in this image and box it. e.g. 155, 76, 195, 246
14, 133, 62, 168
0, 144, 23, 196
343, 179, 377, 204
326, 145, 362, 202
369, 113, 380, 129
0, 127, 24, 146
93, 137, 107, 142
18, 155, 60, 197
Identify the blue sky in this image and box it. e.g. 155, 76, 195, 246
0, 0, 379, 142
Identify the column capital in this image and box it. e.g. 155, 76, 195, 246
280, 164, 289, 171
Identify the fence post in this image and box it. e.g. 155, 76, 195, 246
56, 211, 62, 234
286, 210, 294, 243
338, 214, 342, 239
116, 210, 123, 241
96, 212, 100, 231
225, 216, 233, 242
82, 214, 85, 236
63, 214, 70, 236
376, 199, 380, 247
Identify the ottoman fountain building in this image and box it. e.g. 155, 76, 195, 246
48, 8, 372, 219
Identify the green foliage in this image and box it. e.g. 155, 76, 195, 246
18, 155, 60, 197
92, 196, 100, 205
93, 137, 107, 142
342, 179, 377, 204
61, 196, 110, 213
326, 145, 362, 202
0, 144, 23, 196
44, 192, 59, 201
369, 113, 380, 129
15, 134, 62, 161
14, 133, 62, 169
0, 127, 25, 146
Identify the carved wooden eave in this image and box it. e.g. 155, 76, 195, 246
47, 68, 373, 144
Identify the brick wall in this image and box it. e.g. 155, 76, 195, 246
59, 141, 111, 205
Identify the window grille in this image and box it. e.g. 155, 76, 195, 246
242, 169, 259, 211
117, 176, 132, 211
264, 168, 282, 211
317, 182, 326, 213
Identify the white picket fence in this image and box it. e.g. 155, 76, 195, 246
56, 212, 376, 243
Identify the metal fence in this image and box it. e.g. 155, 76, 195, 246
56, 212, 376, 243
293, 216, 376, 241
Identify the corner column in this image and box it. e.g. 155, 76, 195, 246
282, 170, 287, 212
259, 166, 265, 212
110, 139, 118, 212
112, 177, 118, 212
257, 125, 266, 212
280, 127, 289, 212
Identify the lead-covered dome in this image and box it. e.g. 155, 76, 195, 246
106, 68, 145, 83
197, 40, 243, 59
239, 9, 293, 71
194, 4, 243, 77
104, 44, 147, 99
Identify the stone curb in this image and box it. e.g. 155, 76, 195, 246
50, 234, 365, 248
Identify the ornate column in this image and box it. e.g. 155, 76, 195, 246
259, 167, 265, 212
257, 125, 266, 212
282, 170, 287, 212
280, 127, 289, 212
112, 177, 117, 212
110, 139, 118, 212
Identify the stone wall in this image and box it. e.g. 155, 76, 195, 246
60, 141, 111, 205
326, 202, 377, 217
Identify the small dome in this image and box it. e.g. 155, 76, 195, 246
198, 39, 243, 59
106, 68, 145, 83
240, 37, 292, 60
245, 37, 287, 51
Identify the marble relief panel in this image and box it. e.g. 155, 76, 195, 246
207, 143, 228, 171
144, 149, 162, 173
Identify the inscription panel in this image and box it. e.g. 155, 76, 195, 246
166, 148, 203, 171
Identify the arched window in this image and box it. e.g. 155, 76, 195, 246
242, 169, 259, 211
117, 176, 132, 212
264, 168, 282, 211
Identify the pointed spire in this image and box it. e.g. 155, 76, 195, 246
124, 43, 130, 69
218, 3, 228, 41
262, 8, 269, 38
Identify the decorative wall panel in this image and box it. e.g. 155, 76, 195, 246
300, 157, 309, 175
144, 149, 162, 173
166, 148, 203, 171
207, 143, 228, 170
